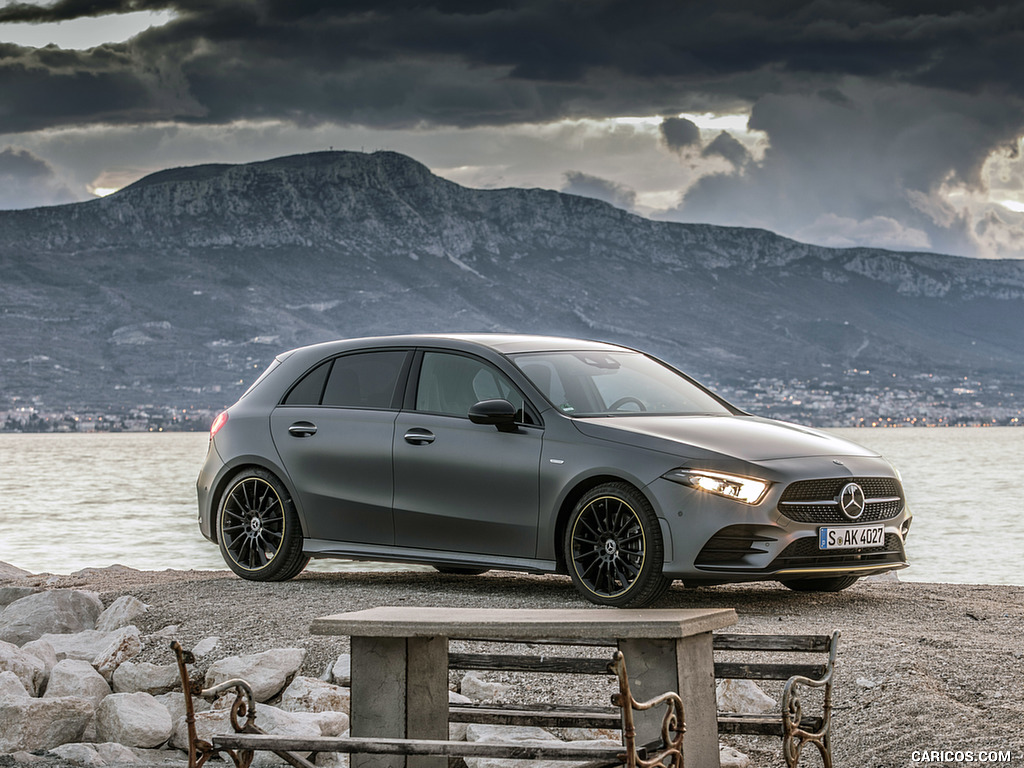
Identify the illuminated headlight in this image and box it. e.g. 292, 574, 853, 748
663, 469, 770, 505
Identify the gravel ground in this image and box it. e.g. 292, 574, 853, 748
6, 566, 1024, 768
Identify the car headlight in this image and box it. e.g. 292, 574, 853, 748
663, 469, 770, 505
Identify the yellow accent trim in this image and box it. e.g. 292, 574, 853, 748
774, 563, 908, 576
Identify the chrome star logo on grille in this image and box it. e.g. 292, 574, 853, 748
838, 482, 866, 520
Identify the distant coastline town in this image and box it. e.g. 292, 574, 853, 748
2, 370, 1020, 432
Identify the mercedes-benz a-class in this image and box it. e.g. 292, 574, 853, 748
196, 334, 911, 607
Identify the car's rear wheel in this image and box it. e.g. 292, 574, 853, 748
218, 468, 309, 581
781, 575, 859, 592
564, 483, 671, 607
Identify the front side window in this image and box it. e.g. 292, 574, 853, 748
283, 350, 407, 408
512, 350, 731, 417
416, 351, 535, 423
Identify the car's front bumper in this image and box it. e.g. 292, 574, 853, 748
649, 454, 912, 583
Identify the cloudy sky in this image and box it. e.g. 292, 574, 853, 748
2, 1, 1024, 259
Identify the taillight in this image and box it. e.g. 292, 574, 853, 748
210, 411, 228, 439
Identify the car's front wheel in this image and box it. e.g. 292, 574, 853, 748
217, 468, 309, 581
564, 483, 671, 607
781, 575, 859, 592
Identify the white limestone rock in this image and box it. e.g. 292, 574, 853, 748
460, 671, 508, 702
0, 695, 95, 752
0, 589, 104, 646
93, 626, 143, 681
44, 659, 111, 705
329, 653, 350, 686
95, 596, 149, 632
0, 562, 33, 581
19, 638, 57, 684
153, 691, 211, 726
205, 647, 306, 703
0, 639, 47, 696
191, 636, 220, 658
171, 702, 321, 768
96, 692, 173, 748
0, 670, 30, 699
280, 675, 350, 715
464, 723, 563, 768
111, 660, 180, 695
0, 586, 38, 607
40, 629, 122, 661
716, 678, 777, 714
720, 743, 752, 767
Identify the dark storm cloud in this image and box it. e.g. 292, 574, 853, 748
659, 117, 700, 153
562, 170, 637, 211
701, 131, 751, 168
0, 146, 75, 207
4, 0, 1024, 132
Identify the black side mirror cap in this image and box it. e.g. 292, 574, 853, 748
468, 399, 518, 432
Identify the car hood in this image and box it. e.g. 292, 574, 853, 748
572, 414, 879, 462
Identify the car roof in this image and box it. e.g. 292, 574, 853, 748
284, 333, 634, 359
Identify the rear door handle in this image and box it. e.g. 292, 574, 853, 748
404, 428, 435, 445
288, 421, 318, 437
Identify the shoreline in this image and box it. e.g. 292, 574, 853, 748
3, 565, 1023, 766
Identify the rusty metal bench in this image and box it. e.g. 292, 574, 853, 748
448, 631, 839, 768
170, 640, 683, 768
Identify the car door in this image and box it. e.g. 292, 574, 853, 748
270, 349, 410, 545
392, 350, 543, 558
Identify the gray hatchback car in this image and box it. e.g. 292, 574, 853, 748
196, 334, 911, 607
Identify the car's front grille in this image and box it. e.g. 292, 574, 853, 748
777, 477, 904, 523
769, 533, 906, 570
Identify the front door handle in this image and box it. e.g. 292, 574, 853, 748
288, 421, 318, 438
404, 428, 435, 445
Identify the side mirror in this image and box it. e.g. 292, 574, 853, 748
468, 399, 518, 432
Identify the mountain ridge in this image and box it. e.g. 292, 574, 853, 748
1, 150, 1022, 423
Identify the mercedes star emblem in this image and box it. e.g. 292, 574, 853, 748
839, 482, 866, 520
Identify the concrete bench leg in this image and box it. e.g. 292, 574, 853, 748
618, 634, 720, 768
350, 635, 448, 768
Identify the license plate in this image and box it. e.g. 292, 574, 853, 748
818, 524, 886, 550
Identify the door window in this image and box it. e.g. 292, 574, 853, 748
283, 351, 407, 408
415, 352, 536, 424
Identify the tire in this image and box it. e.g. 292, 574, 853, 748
781, 575, 859, 592
217, 468, 309, 581
564, 482, 671, 607
433, 565, 490, 575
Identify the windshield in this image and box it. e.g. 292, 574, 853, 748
511, 351, 732, 417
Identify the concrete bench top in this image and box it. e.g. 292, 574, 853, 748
310, 606, 737, 640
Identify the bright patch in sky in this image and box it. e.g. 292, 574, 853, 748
999, 200, 1024, 213
0, 9, 175, 49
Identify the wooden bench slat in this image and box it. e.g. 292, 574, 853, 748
714, 661, 825, 680
213, 733, 627, 763
713, 634, 831, 652
716, 713, 824, 736
451, 703, 621, 728
449, 652, 612, 675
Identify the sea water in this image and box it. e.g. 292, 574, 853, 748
0, 429, 1019, 585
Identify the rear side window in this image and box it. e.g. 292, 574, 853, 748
322, 351, 407, 408
283, 351, 407, 408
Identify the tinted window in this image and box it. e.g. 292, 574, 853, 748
283, 360, 330, 405
416, 352, 534, 423
321, 351, 407, 409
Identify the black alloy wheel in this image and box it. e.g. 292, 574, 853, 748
217, 468, 309, 581
564, 482, 670, 607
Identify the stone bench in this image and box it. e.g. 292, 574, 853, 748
447, 630, 840, 768
172, 640, 682, 767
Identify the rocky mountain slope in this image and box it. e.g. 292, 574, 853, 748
1, 150, 1022, 416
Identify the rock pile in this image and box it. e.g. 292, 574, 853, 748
1, 572, 755, 767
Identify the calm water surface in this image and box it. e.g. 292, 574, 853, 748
0, 429, 1019, 584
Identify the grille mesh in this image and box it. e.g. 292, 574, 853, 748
778, 477, 904, 523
